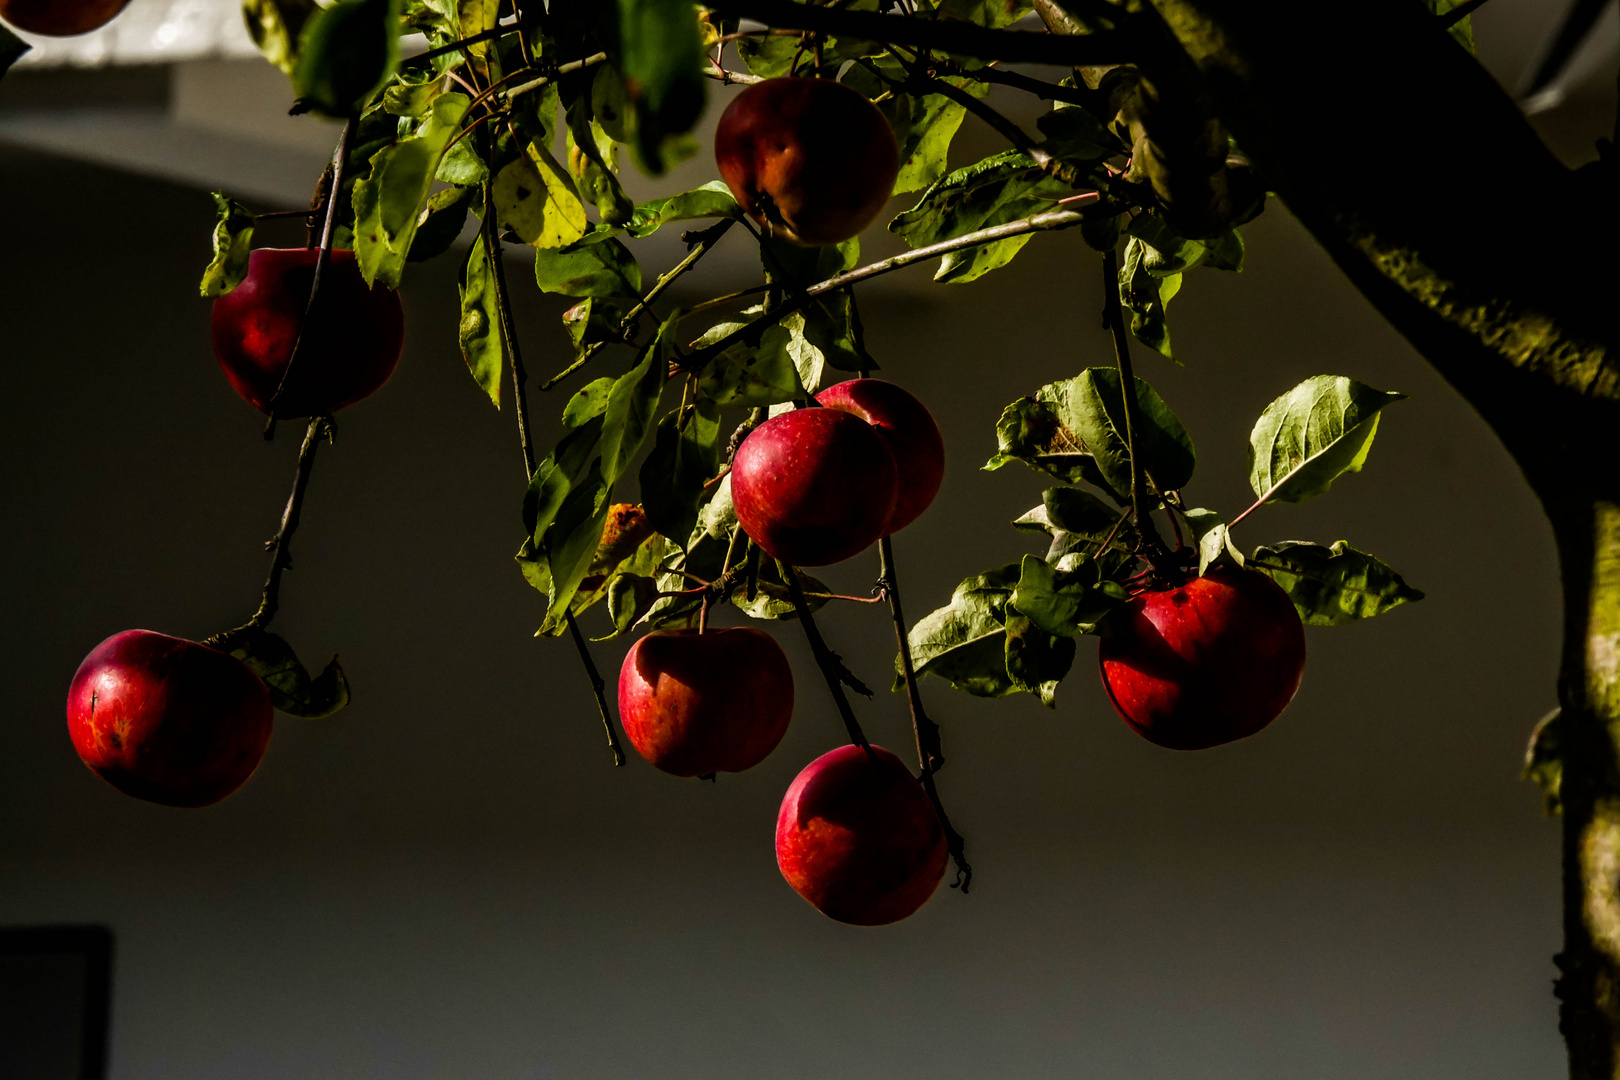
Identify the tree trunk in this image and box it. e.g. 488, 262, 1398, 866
1129, 1, 1619, 1073
1552, 494, 1620, 1078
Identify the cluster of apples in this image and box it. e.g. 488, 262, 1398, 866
67, 239, 406, 806
63, 71, 1309, 933
619, 376, 952, 925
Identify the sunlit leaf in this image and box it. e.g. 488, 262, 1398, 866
534, 236, 641, 298
1248, 540, 1424, 625
351, 92, 470, 287
890, 150, 1070, 283
1248, 375, 1406, 504
493, 142, 589, 248
199, 192, 256, 298
457, 232, 503, 407
243, 0, 315, 75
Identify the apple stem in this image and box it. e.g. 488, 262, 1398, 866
878, 536, 974, 893
263, 114, 357, 429
1100, 245, 1176, 575
781, 561, 876, 760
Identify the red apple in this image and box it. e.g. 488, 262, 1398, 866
775, 743, 947, 926
1099, 567, 1306, 750
714, 77, 900, 247
618, 627, 794, 777
0, 0, 129, 35
731, 407, 898, 566
66, 630, 274, 807
211, 248, 404, 419
816, 379, 944, 535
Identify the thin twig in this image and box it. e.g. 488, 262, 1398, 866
703, 0, 1139, 65
503, 52, 610, 103
406, 20, 520, 64
879, 535, 972, 891
482, 148, 626, 767
263, 115, 356, 427
782, 561, 875, 758
1100, 246, 1170, 560
683, 208, 1090, 373
540, 218, 738, 391
205, 417, 333, 647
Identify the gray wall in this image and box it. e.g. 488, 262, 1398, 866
0, 36, 1608, 1077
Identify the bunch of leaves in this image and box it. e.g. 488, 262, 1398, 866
904, 371, 1424, 706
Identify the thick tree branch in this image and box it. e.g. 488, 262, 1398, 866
706, 0, 1142, 66
1143, 0, 1617, 410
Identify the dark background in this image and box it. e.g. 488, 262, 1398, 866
0, 6, 1613, 1075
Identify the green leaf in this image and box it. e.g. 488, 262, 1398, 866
1248, 540, 1425, 625
292, 0, 401, 118
732, 561, 832, 621
563, 377, 616, 428
382, 72, 443, 118
890, 150, 1070, 283
1197, 522, 1244, 575
598, 319, 673, 486
567, 105, 635, 226
534, 237, 642, 299
536, 459, 613, 636
693, 313, 811, 405
222, 627, 350, 718
436, 135, 488, 186
843, 62, 969, 196
1012, 487, 1131, 562
1070, 367, 1196, 497
1523, 708, 1562, 815
987, 369, 1194, 500
1427, 0, 1476, 52
903, 564, 1022, 699
1126, 214, 1244, 274
1003, 614, 1075, 707
243, 0, 316, 75
1035, 103, 1125, 163
1248, 375, 1406, 505
563, 298, 630, 356
639, 399, 721, 543
937, 0, 1034, 27
623, 181, 741, 237
199, 192, 255, 298
1118, 236, 1180, 360
615, 0, 708, 173
493, 142, 589, 248
457, 232, 503, 408
1009, 554, 1123, 638
983, 395, 1114, 495
570, 506, 666, 622
351, 91, 471, 288
407, 184, 473, 262
524, 416, 606, 543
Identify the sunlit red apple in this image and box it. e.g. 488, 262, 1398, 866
816, 378, 944, 534
775, 743, 947, 926
0, 0, 129, 36
618, 627, 794, 776
1099, 567, 1306, 750
714, 77, 900, 246
66, 630, 274, 807
731, 407, 898, 566
211, 248, 404, 419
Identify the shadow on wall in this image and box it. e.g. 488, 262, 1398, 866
0, 114, 1571, 1080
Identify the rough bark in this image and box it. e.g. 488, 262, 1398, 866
1135, 2, 1619, 1074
